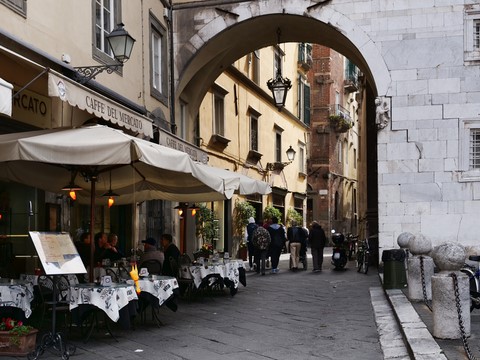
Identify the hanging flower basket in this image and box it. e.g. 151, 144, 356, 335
329, 114, 352, 133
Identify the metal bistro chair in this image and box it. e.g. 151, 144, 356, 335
170, 256, 195, 301
137, 259, 163, 326
139, 259, 162, 275
105, 268, 119, 282
37, 275, 71, 330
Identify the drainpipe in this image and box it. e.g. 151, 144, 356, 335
167, 0, 176, 134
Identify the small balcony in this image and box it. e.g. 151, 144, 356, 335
329, 105, 353, 133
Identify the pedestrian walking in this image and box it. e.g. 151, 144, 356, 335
245, 217, 258, 271
309, 221, 327, 272
267, 216, 286, 273
252, 224, 271, 275
287, 221, 307, 271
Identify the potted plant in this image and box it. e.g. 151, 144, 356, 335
286, 208, 303, 227
263, 206, 283, 224
232, 200, 255, 259
0, 317, 37, 356
194, 204, 219, 259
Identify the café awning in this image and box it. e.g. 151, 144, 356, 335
194, 163, 272, 196
0, 77, 13, 116
48, 72, 153, 138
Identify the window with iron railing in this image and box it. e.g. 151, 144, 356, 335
331, 104, 352, 124
470, 128, 480, 169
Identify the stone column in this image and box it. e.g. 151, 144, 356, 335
408, 256, 434, 301
406, 233, 433, 302
432, 243, 470, 339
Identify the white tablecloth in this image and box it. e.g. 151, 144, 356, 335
184, 260, 244, 289
137, 276, 178, 307
69, 283, 138, 322
0, 281, 35, 318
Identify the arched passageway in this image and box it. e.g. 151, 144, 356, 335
170, 0, 480, 256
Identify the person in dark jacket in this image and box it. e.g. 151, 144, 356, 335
161, 233, 181, 276
308, 221, 327, 272
287, 221, 307, 271
245, 217, 258, 271
267, 216, 286, 273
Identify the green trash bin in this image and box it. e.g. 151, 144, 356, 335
382, 249, 407, 289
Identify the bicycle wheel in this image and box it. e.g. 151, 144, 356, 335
357, 251, 364, 272
460, 267, 477, 311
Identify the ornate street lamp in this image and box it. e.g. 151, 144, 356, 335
75, 23, 136, 84
265, 145, 296, 172
266, 28, 292, 111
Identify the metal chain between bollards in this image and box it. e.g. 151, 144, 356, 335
450, 272, 477, 360
420, 255, 432, 311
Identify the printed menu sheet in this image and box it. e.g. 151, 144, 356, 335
29, 231, 87, 275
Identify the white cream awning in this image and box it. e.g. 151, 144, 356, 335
48, 72, 153, 138
0, 77, 13, 117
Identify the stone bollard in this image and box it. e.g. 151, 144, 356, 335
431, 243, 470, 339
397, 232, 414, 276
407, 233, 433, 301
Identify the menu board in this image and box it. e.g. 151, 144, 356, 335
29, 231, 87, 275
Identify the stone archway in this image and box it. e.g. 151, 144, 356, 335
172, 2, 391, 119
171, 1, 480, 254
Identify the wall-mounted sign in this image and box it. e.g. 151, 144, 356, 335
12, 86, 51, 128
48, 72, 153, 137
159, 131, 208, 164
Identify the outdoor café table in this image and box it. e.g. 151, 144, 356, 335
69, 283, 138, 341
137, 276, 179, 325
185, 260, 245, 295
137, 276, 179, 308
0, 279, 35, 319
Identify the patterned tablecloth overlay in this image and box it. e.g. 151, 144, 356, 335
69, 283, 138, 322
184, 260, 244, 289
0, 280, 35, 318
137, 276, 178, 307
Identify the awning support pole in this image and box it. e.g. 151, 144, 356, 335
12, 67, 50, 99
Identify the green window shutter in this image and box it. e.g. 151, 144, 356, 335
304, 83, 310, 126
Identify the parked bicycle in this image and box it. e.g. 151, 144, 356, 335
460, 255, 480, 311
345, 233, 359, 260
356, 238, 370, 274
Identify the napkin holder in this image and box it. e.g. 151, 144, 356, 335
139, 268, 149, 277
100, 275, 112, 287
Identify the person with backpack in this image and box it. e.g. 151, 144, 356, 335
267, 216, 286, 273
245, 217, 258, 271
252, 223, 271, 275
